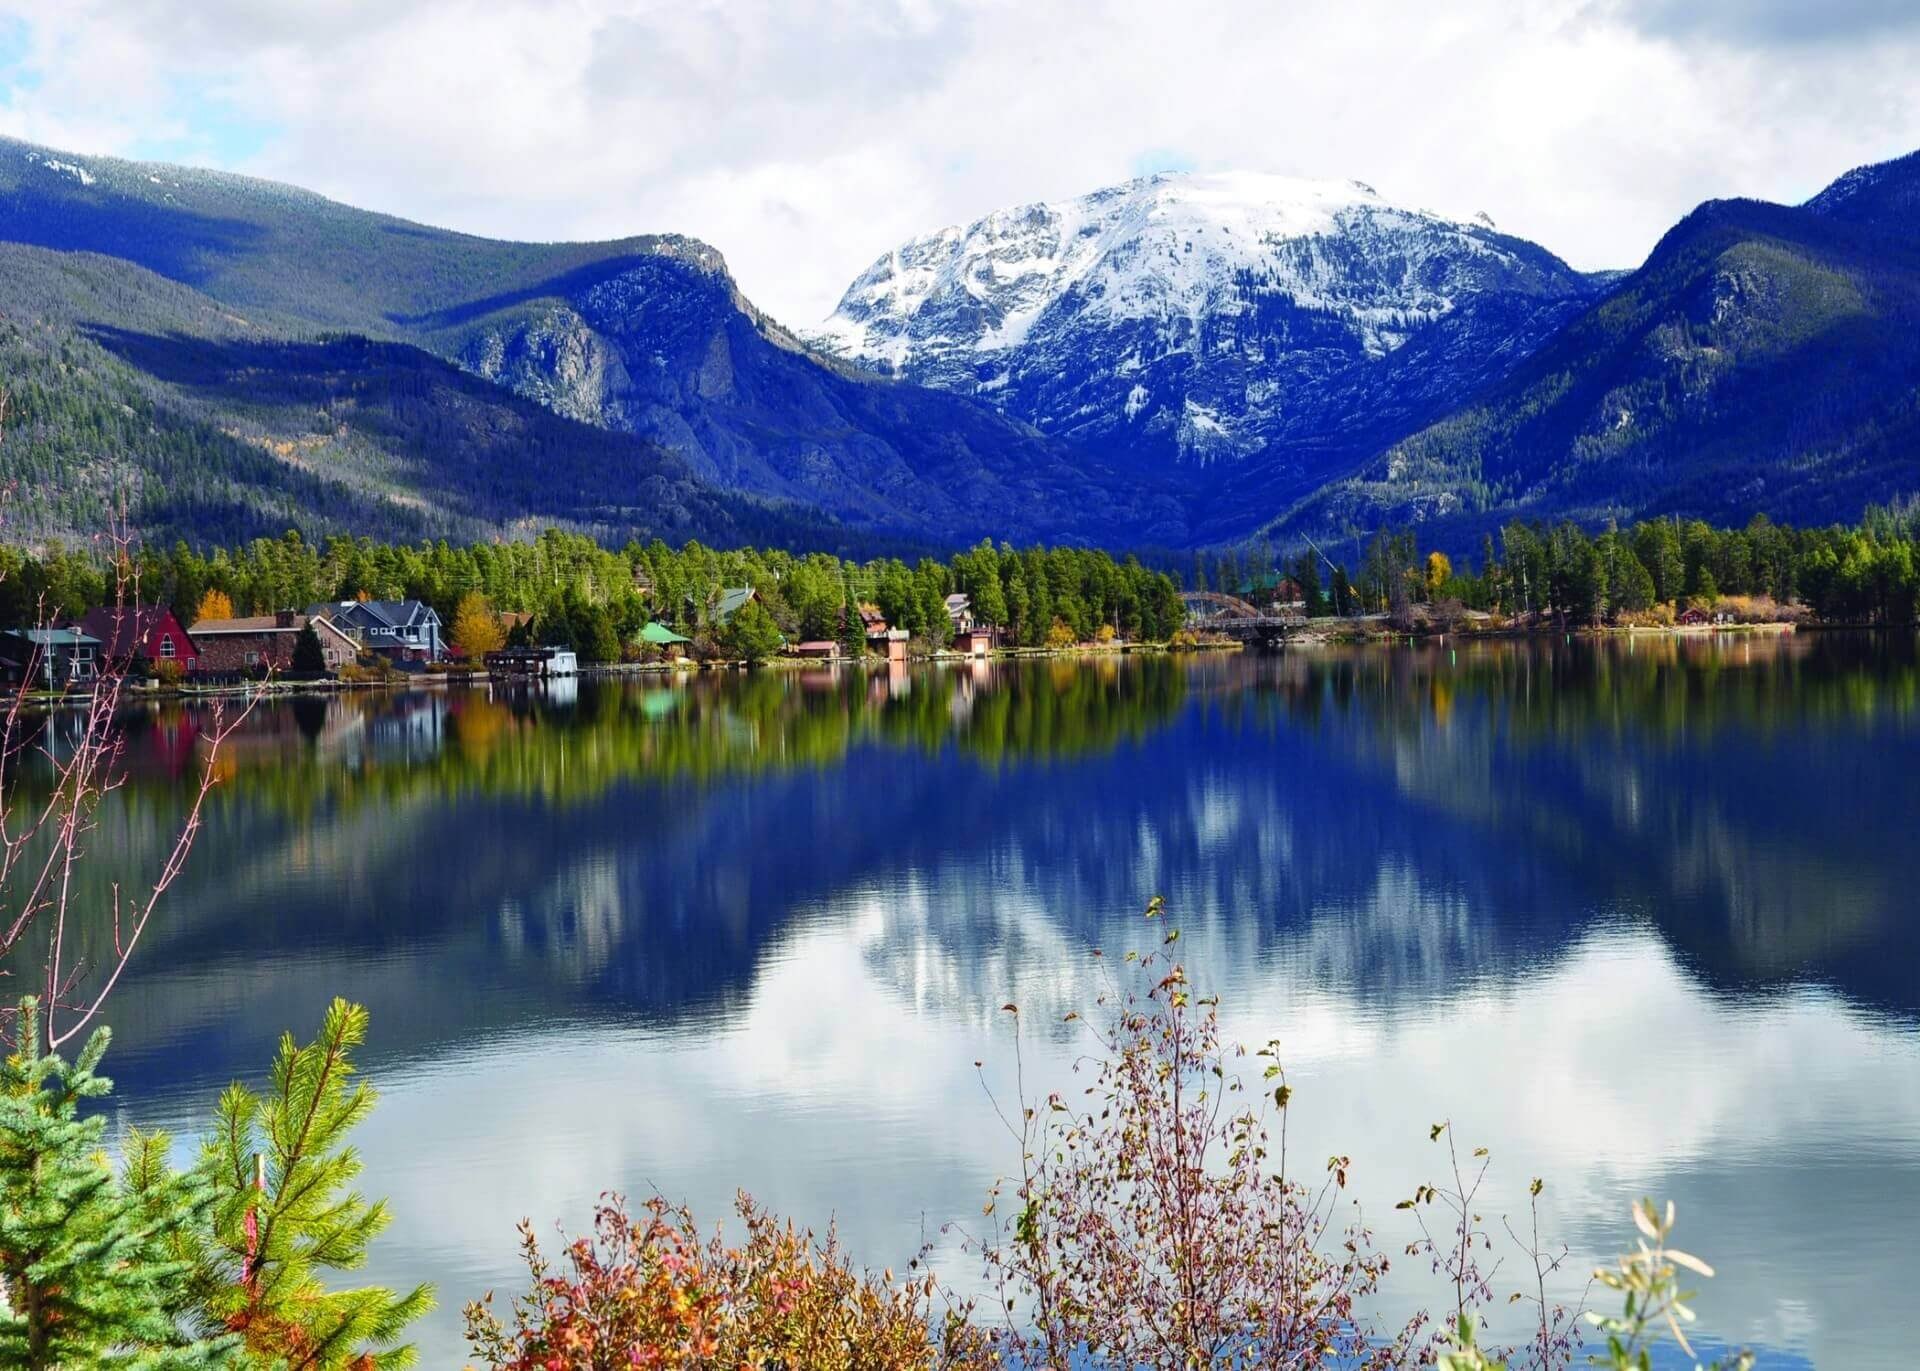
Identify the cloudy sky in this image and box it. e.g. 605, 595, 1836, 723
1, 0, 1916, 326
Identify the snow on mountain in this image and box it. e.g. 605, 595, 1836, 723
810, 171, 1601, 476
1803, 147, 1920, 227
24, 150, 98, 187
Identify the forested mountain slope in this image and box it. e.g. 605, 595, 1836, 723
0, 244, 852, 549
0, 138, 1179, 547
1268, 152, 1920, 546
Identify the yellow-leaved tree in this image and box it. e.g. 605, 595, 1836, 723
452, 591, 505, 658
194, 588, 235, 622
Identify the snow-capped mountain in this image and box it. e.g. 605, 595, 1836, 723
811, 172, 1604, 484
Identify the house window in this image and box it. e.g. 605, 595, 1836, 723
159, 638, 176, 659
245, 650, 260, 667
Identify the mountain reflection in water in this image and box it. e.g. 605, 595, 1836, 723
27, 635, 1917, 1367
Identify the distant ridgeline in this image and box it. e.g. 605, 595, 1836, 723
4, 502, 1919, 656
0, 136, 1916, 553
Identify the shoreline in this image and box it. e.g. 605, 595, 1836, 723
11, 617, 1888, 707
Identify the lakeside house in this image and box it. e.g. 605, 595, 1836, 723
77, 603, 198, 673
951, 626, 996, 657
793, 640, 838, 659
310, 599, 444, 664
0, 627, 102, 687
638, 621, 691, 658
860, 604, 911, 665
940, 592, 1001, 656
190, 611, 358, 674
484, 646, 578, 678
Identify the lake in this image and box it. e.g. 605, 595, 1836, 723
36, 634, 1920, 1367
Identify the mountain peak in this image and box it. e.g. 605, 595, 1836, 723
808, 169, 1596, 475
1804, 146, 1920, 228
814, 170, 1472, 368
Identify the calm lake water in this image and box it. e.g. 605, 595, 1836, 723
37, 635, 1920, 1366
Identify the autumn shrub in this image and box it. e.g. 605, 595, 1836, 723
339, 659, 398, 684
1716, 595, 1807, 625
464, 1192, 986, 1370
960, 896, 1416, 1368
341, 655, 401, 684
1429, 597, 1470, 632
1614, 603, 1676, 628
152, 657, 188, 687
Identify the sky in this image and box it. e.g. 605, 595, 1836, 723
0, 0, 1916, 327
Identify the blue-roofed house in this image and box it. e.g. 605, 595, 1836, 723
0, 627, 103, 687
310, 599, 445, 663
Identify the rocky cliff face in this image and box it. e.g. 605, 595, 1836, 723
811, 172, 1603, 487
452, 252, 1189, 543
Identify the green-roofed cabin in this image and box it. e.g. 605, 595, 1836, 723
639, 621, 691, 647
710, 587, 756, 625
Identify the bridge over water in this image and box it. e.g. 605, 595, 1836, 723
1179, 591, 1307, 648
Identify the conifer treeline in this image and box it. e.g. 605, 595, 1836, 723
5, 501, 1918, 655
0, 530, 1189, 653
1204, 503, 1920, 624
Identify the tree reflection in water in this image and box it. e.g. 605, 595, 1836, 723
12, 634, 1914, 1367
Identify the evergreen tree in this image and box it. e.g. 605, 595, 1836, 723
719, 600, 784, 666
570, 600, 621, 664
291, 624, 329, 675
1290, 551, 1327, 618
965, 540, 1010, 628
918, 569, 953, 649
1330, 566, 1357, 617
874, 561, 917, 634
0, 996, 237, 1369
1003, 567, 1032, 645
1615, 546, 1658, 612
148, 999, 432, 1370
837, 573, 865, 659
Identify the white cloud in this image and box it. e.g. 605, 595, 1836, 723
0, 0, 1915, 328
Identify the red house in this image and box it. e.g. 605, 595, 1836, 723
78, 604, 198, 673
